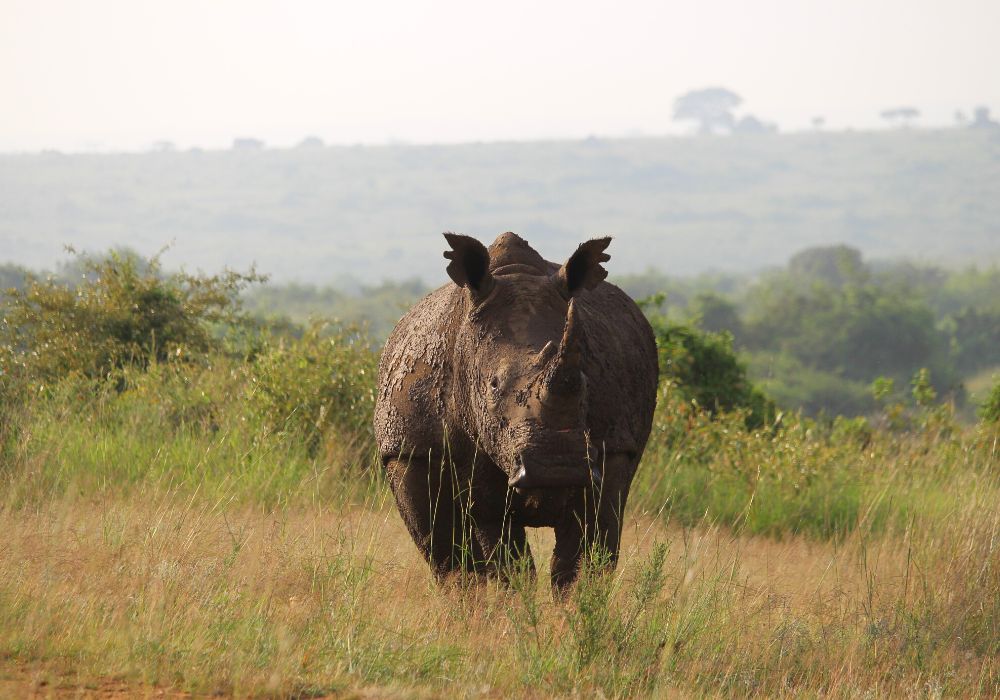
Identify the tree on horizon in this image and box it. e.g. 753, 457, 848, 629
880, 107, 920, 128
673, 87, 742, 134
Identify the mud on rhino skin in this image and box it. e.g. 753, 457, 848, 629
374, 232, 658, 589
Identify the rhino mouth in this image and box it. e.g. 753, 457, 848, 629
508, 461, 602, 490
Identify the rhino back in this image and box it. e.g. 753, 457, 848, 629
374, 284, 462, 462
577, 282, 659, 455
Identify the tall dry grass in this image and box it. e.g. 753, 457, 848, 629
2, 475, 999, 697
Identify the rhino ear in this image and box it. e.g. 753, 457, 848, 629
556, 237, 611, 298
443, 233, 495, 300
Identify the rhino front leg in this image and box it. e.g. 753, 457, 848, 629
466, 467, 536, 580
551, 492, 597, 592
384, 454, 484, 577
472, 516, 535, 581
550, 452, 638, 592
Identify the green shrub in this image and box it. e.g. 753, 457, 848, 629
638, 391, 883, 540
1, 344, 380, 505
649, 317, 773, 429
980, 379, 1000, 424
0, 249, 263, 389
248, 322, 377, 456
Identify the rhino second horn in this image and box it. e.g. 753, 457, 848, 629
535, 340, 557, 367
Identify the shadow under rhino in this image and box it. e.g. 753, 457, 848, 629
374, 232, 658, 590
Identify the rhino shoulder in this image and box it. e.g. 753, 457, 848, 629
577, 281, 659, 453
374, 285, 462, 460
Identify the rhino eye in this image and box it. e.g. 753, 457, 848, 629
488, 375, 503, 398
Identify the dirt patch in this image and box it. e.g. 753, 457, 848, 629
0, 663, 189, 698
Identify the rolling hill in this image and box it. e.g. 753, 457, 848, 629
2, 129, 999, 285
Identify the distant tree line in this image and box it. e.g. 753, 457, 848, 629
672, 87, 998, 134
4, 246, 999, 420
617, 245, 1000, 417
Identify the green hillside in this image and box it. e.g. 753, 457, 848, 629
2, 129, 998, 284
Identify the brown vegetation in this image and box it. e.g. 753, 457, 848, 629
2, 483, 999, 697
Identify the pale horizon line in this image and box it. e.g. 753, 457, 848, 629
0, 122, 987, 157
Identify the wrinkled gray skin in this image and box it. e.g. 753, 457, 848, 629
374, 232, 658, 590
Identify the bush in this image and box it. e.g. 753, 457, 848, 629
0, 249, 263, 390
649, 317, 773, 429
638, 390, 883, 540
980, 379, 1000, 424
248, 322, 377, 456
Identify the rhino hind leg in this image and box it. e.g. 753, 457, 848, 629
385, 454, 486, 577
550, 452, 638, 592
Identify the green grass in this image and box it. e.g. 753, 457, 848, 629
633, 386, 1000, 542
5, 346, 998, 544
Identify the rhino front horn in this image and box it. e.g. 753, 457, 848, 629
546, 299, 584, 393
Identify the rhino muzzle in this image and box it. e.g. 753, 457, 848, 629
508, 460, 602, 490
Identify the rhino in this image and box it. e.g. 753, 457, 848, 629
374, 232, 658, 589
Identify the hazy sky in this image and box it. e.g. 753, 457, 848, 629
2, 0, 998, 151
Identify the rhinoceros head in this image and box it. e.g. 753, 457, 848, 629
443, 233, 611, 490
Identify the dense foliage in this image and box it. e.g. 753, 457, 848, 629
249, 322, 377, 455
643, 300, 773, 429
5, 249, 998, 519
7, 245, 999, 427
620, 245, 1000, 417
0, 250, 263, 389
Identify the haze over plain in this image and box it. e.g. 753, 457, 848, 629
3, 0, 999, 150
1, 0, 999, 282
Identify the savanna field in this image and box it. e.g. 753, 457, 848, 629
2, 253, 1000, 698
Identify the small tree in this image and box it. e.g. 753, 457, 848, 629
639, 294, 773, 429
232, 138, 264, 150
733, 114, 777, 134
971, 106, 999, 129
654, 322, 774, 428
1, 249, 264, 387
673, 88, 742, 134
297, 136, 325, 149
787, 245, 868, 288
691, 292, 744, 341
880, 107, 920, 128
